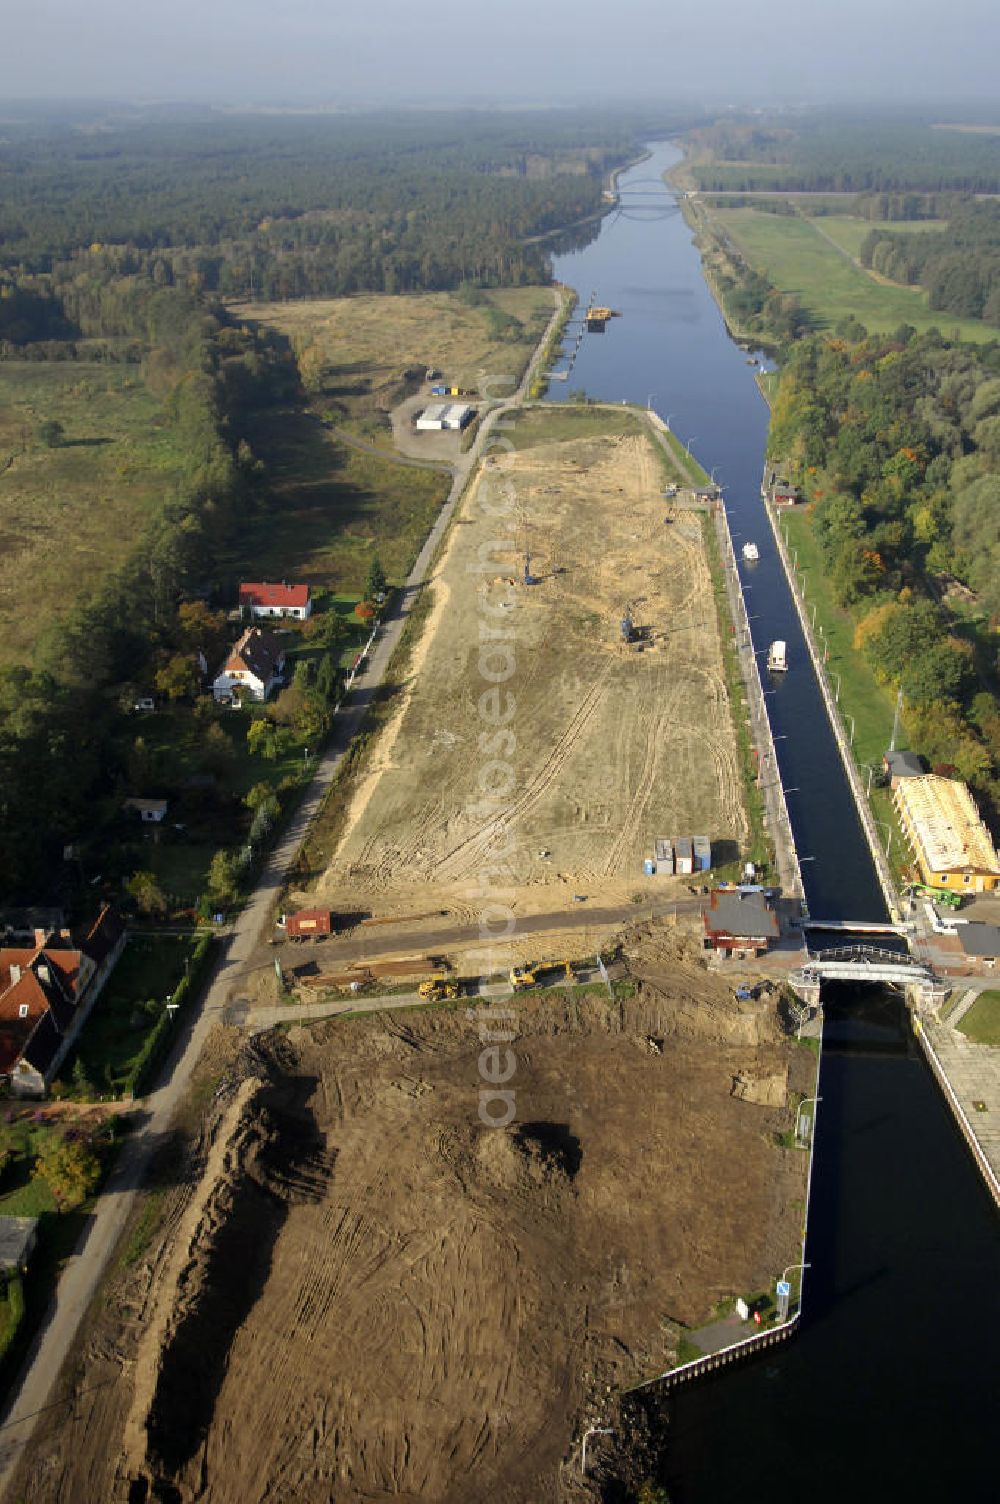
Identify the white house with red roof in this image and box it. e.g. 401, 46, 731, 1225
0, 907, 125, 1096
212, 626, 286, 704
239, 582, 312, 621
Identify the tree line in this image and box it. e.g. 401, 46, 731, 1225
768, 324, 1000, 806
860, 202, 1000, 324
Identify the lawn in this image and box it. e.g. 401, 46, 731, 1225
0, 363, 188, 667
713, 208, 992, 342
957, 990, 1000, 1047
62, 933, 206, 1095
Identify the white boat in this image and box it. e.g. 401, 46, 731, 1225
742, 541, 759, 561
767, 640, 788, 672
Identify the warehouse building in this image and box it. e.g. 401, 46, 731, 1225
893, 774, 1000, 894
415, 402, 474, 432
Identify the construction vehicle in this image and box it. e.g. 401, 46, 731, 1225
907, 882, 962, 911
419, 973, 460, 1001
509, 966, 537, 992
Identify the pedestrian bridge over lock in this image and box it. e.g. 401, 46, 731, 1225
790, 944, 944, 1005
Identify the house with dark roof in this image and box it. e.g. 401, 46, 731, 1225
882, 749, 924, 785
212, 627, 286, 704
0, 907, 125, 1096
239, 582, 312, 621
956, 923, 1000, 974
702, 888, 780, 957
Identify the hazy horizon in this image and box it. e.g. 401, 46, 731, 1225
7, 0, 1000, 110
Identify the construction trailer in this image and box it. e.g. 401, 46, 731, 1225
693, 835, 712, 872
416, 401, 475, 432
674, 837, 695, 876
286, 908, 335, 940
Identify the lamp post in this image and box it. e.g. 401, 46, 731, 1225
877, 819, 894, 860
664, 412, 674, 431
795, 1096, 822, 1142
647, 392, 656, 411
831, 671, 841, 702
581, 1427, 613, 1476
686, 436, 698, 456
845, 712, 855, 745
782, 1261, 811, 1287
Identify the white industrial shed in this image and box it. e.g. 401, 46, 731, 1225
416, 402, 474, 431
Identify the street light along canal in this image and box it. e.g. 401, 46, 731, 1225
549, 140, 998, 1501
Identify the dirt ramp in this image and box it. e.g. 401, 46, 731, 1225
125, 1035, 333, 1497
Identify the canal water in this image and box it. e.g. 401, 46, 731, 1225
548, 143, 998, 1499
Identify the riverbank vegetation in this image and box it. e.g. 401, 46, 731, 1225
767, 326, 1000, 825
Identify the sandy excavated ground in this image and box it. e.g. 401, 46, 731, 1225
306, 431, 744, 933
18, 931, 812, 1504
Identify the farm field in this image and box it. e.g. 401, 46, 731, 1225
301, 418, 747, 939
15, 931, 814, 1503
231, 287, 553, 441
0, 364, 187, 667
712, 207, 992, 341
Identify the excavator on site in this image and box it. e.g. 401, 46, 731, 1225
419, 973, 460, 1001
509, 961, 575, 992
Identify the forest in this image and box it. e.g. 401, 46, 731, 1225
860, 202, 1000, 324
687, 115, 1000, 193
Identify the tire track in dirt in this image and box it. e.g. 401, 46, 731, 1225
434, 664, 613, 883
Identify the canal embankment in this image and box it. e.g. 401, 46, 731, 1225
913, 1008, 1000, 1206
763, 491, 900, 920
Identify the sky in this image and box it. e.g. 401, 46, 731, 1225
8, 0, 1000, 107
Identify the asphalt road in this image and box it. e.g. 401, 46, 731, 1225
0, 289, 566, 1495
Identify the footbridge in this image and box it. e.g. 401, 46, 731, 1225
790, 944, 947, 1007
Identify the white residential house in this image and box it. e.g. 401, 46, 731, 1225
239, 582, 312, 620
213, 627, 286, 704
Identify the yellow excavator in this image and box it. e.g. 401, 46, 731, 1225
419, 973, 460, 1001
509, 965, 537, 991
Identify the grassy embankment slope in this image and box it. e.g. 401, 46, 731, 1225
709, 207, 993, 342
0, 365, 189, 668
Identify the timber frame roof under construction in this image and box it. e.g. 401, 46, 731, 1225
893, 774, 1000, 876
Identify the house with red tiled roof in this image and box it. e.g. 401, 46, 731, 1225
239, 582, 312, 621
212, 626, 286, 704
0, 907, 125, 1097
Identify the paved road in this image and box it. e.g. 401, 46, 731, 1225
271, 896, 706, 980
0, 291, 566, 1494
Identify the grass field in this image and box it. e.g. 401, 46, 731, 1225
814, 215, 947, 260
505, 404, 644, 449
0, 364, 187, 666
958, 990, 1000, 1047
223, 408, 449, 594
713, 208, 992, 342
232, 288, 552, 441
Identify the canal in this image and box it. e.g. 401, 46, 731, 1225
548, 142, 998, 1499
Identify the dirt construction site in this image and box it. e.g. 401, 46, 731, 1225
297, 423, 745, 956
16, 928, 813, 1504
